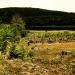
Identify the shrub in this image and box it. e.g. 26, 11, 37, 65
9, 44, 32, 59
10, 44, 25, 59
0, 24, 15, 52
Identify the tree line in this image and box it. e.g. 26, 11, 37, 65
0, 7, 75, 29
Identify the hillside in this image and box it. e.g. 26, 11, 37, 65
0, 7, 75, 30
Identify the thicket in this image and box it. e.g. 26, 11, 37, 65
0, 14, 30, 59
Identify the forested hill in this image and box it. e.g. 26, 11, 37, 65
0, 7, 75, 29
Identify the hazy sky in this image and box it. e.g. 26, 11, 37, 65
0, 0, 75, 12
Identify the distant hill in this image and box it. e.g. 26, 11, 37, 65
0, 7, 75, 30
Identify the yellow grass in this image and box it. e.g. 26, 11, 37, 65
47, 42, 75, 49
33, 42, 75, 50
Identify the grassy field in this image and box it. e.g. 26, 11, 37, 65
30, 30, 75, 33
0, 30, 75, 75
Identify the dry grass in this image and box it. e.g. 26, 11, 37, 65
0, 30, 75, 75
13, 37, 75, 75
0, 40, 75, 75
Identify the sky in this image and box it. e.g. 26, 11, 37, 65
0, 0, 75, 12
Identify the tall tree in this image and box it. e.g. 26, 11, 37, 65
11, 14, 26, 37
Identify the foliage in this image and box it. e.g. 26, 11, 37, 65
10, 45, 25, 59
0, 24, 15, 51
11, 14, 27, 37
0, 21, 28, 59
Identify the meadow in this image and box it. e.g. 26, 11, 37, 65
0, 27, 74, 75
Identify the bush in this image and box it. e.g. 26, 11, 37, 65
0, 24, 15, 52
9, 44, 31, 59
10, 44, 25, 59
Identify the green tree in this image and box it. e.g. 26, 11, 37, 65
11, 14, 26, 37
